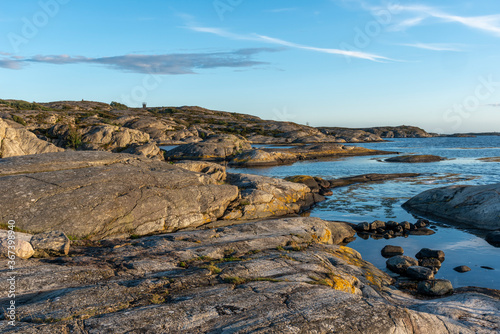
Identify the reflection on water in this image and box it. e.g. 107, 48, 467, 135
229, 136, 500, 289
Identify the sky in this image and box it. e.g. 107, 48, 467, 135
1, 0, 500, 133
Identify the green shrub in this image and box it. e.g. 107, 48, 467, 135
110, 101, 128, 110
12, 115, 27, 126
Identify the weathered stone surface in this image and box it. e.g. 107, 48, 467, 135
0, 118, 63, 158
30, 231, 70, 257
165, 134, 251, 161
416, 248, 445, 262
229, 149, 296, 167
120, 142, 162, 159
403, 183, 500, 230
0, 151, 239, 239
222, 173, 316, 220
80, 124, 150, 151
0, 217, 495, 333
418, 279, 454, 296
0, 230, 34, 259
385, 155, 446, 163
381, 245, 404, 258
406, 266, 435, 280
370, 220, 386, 230
175, 160, 227, 182
386, 255, 419, 275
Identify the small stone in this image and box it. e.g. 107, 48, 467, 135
415, 248, 445, 262
386, 255, 418, 275
381, 245, 404, 258
30, 231, 71, 257
376, 227, 386, 234
370, 220, 385, 231
454, 266, 471, 273
481, 266, 494, 270
406, 266, 434, 280
394, 225, 404, 233
399, 221, 411, 230
418, 279, 453, 296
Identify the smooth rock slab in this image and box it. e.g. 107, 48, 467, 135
386, 255, 418, 275
418, 279, 454, 296
403, 183, 500, 231
0, 151, 239, 239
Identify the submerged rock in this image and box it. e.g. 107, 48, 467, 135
403, 183, 500, 231
385, 155, 446, 163
406, 266, 435, 280
454, 265, 472, 273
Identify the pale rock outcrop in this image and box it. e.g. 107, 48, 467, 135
0, 118, 63, 158
403, 183, 500, 230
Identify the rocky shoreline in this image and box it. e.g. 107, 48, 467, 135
1, 100, 499, 332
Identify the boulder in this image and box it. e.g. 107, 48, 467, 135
418, 279, 454, 296
406, 266, 434, 280
381, 245, 404, 258
0, 118, 63, 158
386, 255, 418, 275
415, 248, 445, 262
418, 258, 442, 272
222, 173, 316, 220
80, 125, 150, 151
175, 160, 227, 182
229, 149, 296, 167
30, 231, 71, 257
0, 230, 35, 259
121, 142, 162, 159
403, 183, 500, 230
370, 220, 386, 231
385, 155, 445, 163
165, 134, 251, 161
0, 151, 239, 239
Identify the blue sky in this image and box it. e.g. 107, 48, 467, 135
1, 0, 500, 133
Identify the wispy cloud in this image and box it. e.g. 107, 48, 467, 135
486, 103, 500, 107
186, 25, 393, 62
400, 43, 464, 52
385, 4, 500, 37
0, 48, 281, 74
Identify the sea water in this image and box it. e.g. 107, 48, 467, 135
229, 136, 500, 289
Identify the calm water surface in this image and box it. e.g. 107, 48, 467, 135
229, 136, 500, 289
